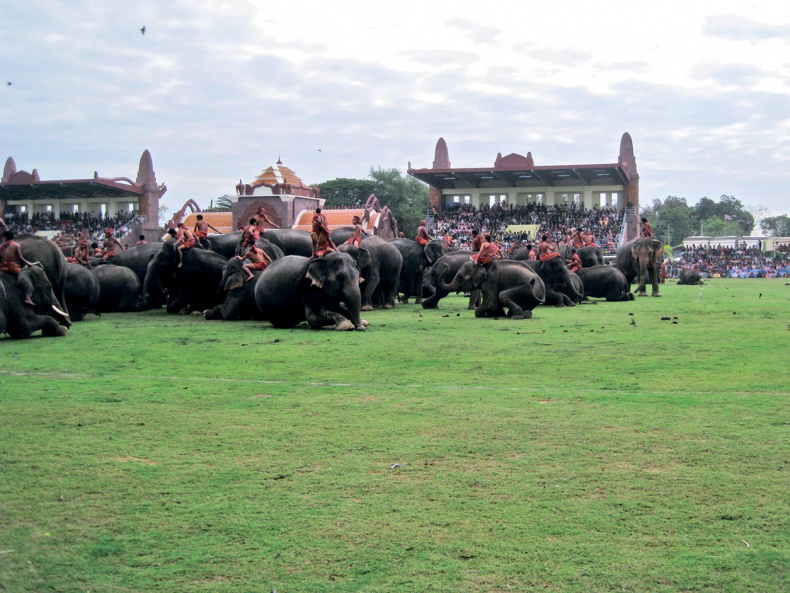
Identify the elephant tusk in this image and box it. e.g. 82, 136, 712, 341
52, 305, 70, 318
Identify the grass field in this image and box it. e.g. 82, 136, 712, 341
1, 279, 788, 592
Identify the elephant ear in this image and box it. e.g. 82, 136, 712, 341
630, 244, 639, 259
471, 265, 488, 287
306, 258, 327, 289
223, 263, 246, 291
358, 246, 371, 269
425, 242, 443, 265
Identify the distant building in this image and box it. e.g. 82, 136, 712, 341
408, 132, 640, 242
0, 150, 166, 242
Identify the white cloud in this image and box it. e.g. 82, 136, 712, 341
1, 0, 789, 217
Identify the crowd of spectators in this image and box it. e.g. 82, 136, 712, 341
671, 243, 790, 278
4, 210, 140, 252
431, 203, 624, 252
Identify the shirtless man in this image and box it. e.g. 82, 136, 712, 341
538, 235, 555, 259
254, 207, 279, 230
526, 243, 537, 261
0, 230, 36, 305
582, 230, 597, 247
239, 218, 260, 255
311, 208, 338, 258
415, 220, 432, 246
135, 235, 147, 246
101, 229, 126, 261
173, 223, 196, 268
566, 248, 582, 273
345, 215, 364, 247
73, 240, 91, 267
239, 243, 272, 282
471, 234, 501, 266
469, 229, 485, 253
570, 229, 584, 249
641, 217, 653, 238
194, 214, 220, 249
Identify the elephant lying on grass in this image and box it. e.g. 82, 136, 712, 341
254, 253, 366, 330
438, 259, 545, 319
0, 266, 71, 338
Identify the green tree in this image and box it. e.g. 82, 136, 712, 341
642, 196, 694, 247
760, 215, 790, 237
318, 178, 376, 208
368, 167, 430, 238
715, 195, 754, 235
204, 196, 234, 212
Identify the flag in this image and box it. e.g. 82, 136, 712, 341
724, 214, 732, 221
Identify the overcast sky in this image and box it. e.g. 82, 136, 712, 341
2, 1, 789, 219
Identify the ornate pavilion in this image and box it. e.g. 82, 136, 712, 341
408, 132, 640, 242
0, 150, 166, 242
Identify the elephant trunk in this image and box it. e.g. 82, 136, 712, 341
437, 264, 462, 293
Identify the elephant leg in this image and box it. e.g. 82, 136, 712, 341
204, 305, 223, 320
360, 272, 379, 311
651, 266, 662, 297
305, 306, 354, 330
498, 286, 535, 319
421, 290, 444, 309
467, 288, 481, 310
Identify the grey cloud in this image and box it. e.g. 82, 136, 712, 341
445, 18, 501, 45
400, 49, 479, 68
690, 62, 764, 87
704, 14, 790, 42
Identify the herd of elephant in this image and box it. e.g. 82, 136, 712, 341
0, 229, 666, 338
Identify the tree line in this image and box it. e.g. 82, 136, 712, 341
641, 195, 766, 247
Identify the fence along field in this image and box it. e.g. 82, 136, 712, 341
1, 279, 788, 592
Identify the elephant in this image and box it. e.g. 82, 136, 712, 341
204, 257, 264, 321
92, 242, 163, 303
391, 238, 445, 304
91, 266, 142, 312
261, 229, 313, 257
17, 234, 68, 311
557, 244, 605, 267
331, 226, 369, 246
0, 266, 71, 338
254, 253, 366, 331
208, 231, 244, 259
615, 238, 664, 297
575, 266, 634, 301
421, 251, 481, 309
524, 255, 585, 307
144, 241, 227, 313
65, 263, 100, 321
677, 269, 703, 285
208, 231, 285, 261
339, 236, 403, 310
437, 259, 545, 319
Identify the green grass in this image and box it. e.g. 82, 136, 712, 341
1, 279, 788, 592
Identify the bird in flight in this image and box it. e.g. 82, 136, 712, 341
6, 82, 11, 86
140, 26, 146, 35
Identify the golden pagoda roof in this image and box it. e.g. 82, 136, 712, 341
250, 160, 311, 191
